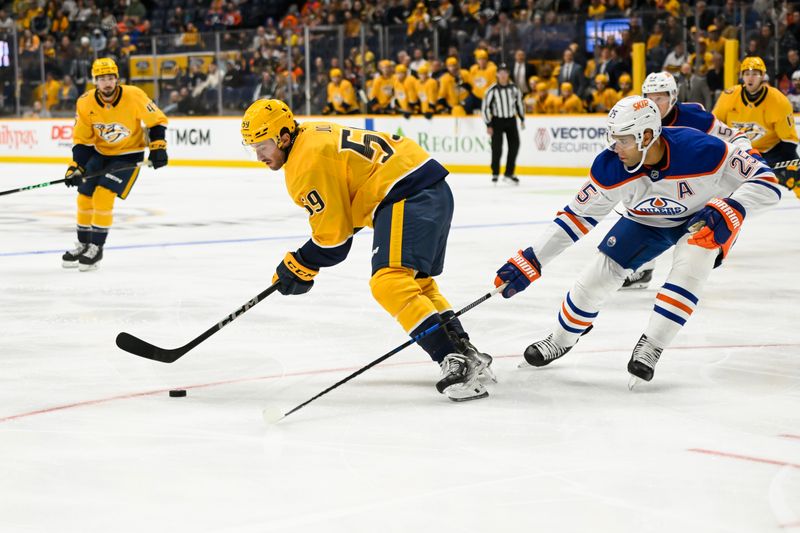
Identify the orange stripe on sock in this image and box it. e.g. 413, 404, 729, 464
656, 293, 694, 315
561, 302, 593, 327
557, 211, 588, 234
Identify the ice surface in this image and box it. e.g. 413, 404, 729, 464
0, 163, 798, 532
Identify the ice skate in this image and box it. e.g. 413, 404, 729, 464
78, 244, 103, 272
620, 268, 653, 290
627, 334, 663, 390
436, 353, 488, 402
461, 340, 497, 383
491, 174, 499, 184
521, 334, 573, 367
62, 242, 88, 269
503, 175, 520, 185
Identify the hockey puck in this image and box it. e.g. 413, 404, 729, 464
169, 389, 187, 397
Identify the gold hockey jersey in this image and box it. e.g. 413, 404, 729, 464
73, 85, 168, 156
712, 84, 798, 152
326, 79, 358, 113
283, 122, 434, 247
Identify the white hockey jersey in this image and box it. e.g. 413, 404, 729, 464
532, 127, 781, 266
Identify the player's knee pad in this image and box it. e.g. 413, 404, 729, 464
77, 193, 93, 226
92, 186, 117, 228
670, 237, 717, 283
574, 253, 629, 305
415, 277, 452, 313
370, 267, 437, 332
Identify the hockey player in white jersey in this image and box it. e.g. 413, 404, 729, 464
494, 96, 782, 388
622, 71, 753, 289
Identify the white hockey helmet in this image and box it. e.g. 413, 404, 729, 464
606, 95, 662, 173
641, 71, 678, 115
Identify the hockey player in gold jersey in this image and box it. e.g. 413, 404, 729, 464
62, 57, 168, 271
323, 68, 359, 115
241, 99, 495, 401
713, 56, 800, 197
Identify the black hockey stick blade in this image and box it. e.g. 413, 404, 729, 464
117, 282, 281, 364
115, 332, 186, 363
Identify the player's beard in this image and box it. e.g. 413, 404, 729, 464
99, 85, 118, 100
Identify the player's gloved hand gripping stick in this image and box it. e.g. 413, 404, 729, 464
0, 160, 153, 197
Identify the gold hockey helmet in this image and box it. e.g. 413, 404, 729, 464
92, 57, 119, 79
241, 99, 297, 148
740, 56, 766, 74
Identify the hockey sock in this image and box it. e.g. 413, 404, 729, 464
553, 254, 626, 347
76, 193, 93, 243
411, 314, 459, 363
416, 277, 452, 313
644, 238, 716, 346
370, 267, 458, 363
90, 186, 116, 247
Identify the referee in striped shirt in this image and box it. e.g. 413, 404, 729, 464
481, 63, 525, 184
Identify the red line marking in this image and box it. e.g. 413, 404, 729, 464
780, 522, 800, 529
1, 341, 798, 424
779, 434, 800, 440
688, 448, 800, 469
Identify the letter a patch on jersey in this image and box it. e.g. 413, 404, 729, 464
677, 181, 694, 199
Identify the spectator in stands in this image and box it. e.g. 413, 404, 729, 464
705, 24, 727, 54
707, 52, 724, 97
161, 90, 182, 115
177, 86, 203, 115
559, 82, 585, 113
193, 62, 224, 109
31, 7, 50, 37
100, 7, 117, 32
409, 48, 426, 74
57, 75, 78, 111
662, 41, 687, 74
56, 36, 76, 79
126, 0, 147, 21
511, 49, 536, 95
0, 9, 14, 32
788, 71, 800, 111
23, 100, 51, 119
691, 2, 716, 35
557, 47, 585, 98
689, 38, 712, 71
90, 28, 107, 54
223, 2, 243, 27
253, 70, 277, 101
686, 64, 713, 109
778, 49, 800, 92
51, 8, 70, 37
70, 37, 93, 93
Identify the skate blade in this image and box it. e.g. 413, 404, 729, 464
628, 375, 643, 390
480, 365, 498, 383
62, 261, 79, 269
444, 381, 488, 402
619, 282, 649, 291
78, 263, 100, 272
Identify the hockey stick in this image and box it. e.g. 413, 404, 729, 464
116, 281, 281, 363
264, 284, 506, 424
0, 161, 151, 197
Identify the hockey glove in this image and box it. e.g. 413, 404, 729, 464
774, 163, 800, 199
148, 140, 168, 169
687, 197, 746, 253
272, 251, 319, 296
494, 247, 542, 298
64, 162, 85, 187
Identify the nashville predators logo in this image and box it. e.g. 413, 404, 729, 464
93, 122, 131, 143
731, 122, 766, 141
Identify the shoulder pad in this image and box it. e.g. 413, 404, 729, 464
723, 87, 734, 94
589, 150, 640, 189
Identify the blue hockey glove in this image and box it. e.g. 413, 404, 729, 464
494, 247, 542, 298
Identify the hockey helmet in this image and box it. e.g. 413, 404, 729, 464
92, 57, 119, 79
641, 71, 678, 114
241, 99, 297, 148
740, 56, 766, 74
329, 68, 343, 78
606, 96, 662, 173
